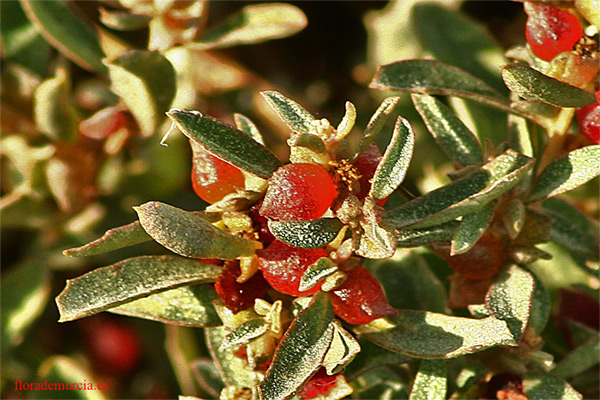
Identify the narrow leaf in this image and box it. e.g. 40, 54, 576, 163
357, 220, 396, 259
193, 3, 306, 50
552, 333, 600, 379
502, 62, 596, 108
34, 66, 77, 142
20, 0, 106, 73
354, 310, 516, 358
522, 372, 582, 400
485, 265, 535, 341
451, 202, 495, 255
412, 94, 483, 166
56, 256, 221, 322
261, 91, 315, 133
135, 201, 260, 259
409, 359, 447, 400
234, 113, 264, 144
38, 356, 107, 400
63, 221, 151, 257
110, 284, 221, 327
107, 50, 176, 136
299, 257, 338, 292
221, 319, 269, 350
168, 108, 282, 179
205, 326, 256, 387
527, 145, 600, 202
395, 221, 459, 248
322, 320, 361, 375
268, 218, 344, 249
259, 291, 335, 400
369, 60, 521, 117
353, 97, 400, 160
98, 8, 151, 31
503, 198, 526, 239
370, 116, 414, 201
527, 272, 551, 334
542, 197, 599, 260
384, 150, 533, 229
335, 101, 357, 141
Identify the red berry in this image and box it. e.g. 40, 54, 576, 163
525, 2, 583, 62
83, 317, 142, 375
215, 261, 268, 313
191, 144, 245, 204
330, 265, 396, 325
577, 90, 600, 144
299, 369, 338, 400
353, 142, 388, 206
442, 235, 506, 280
259, 163, 337, 222
257, 240, 327, 296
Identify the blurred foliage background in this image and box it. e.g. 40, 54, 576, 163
1, 1, 597, 399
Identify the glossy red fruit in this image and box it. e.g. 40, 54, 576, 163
83, 317, 142, 375
257, 240, 327, 296
299, 369, 338, 400
353, 142, 387, 206
577, 90, 600, 144
330, 265, 396, 325
191, 143, 245, 204
215, 261, 268, 313
524, 2, 583, 61
259, 163, 337, 222
443, 235, 506, 280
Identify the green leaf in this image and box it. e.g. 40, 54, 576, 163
268, 218, 344, 249
261, 90, 315, 134
20, 0, 105, 73
412, 94, 483, 166
1, 259, 51, 352
221, 318, 269, 350
34, 66, 77, 142
370, 60, 522, 118
193, 3, 306, 50
56, 255, 221, 322
409, 359, 447, 400
37, 356, 107, 400
503, 198, 526, 239
370, 116, 414, 201
502, 62, 596, 108
344, 338, 413, 380
205, 326, 256, 388
322, 320, 361, 375
63, 221, 151, 257
542, 197, 599, 260
135, 201, 260, 259
451, 202, 495, 255
110, 284, 221, 327
234, 113, 264, 144
395, 221, 459, 248
522, 372, 582, 400
528, 272, 551, 334
259, 291, 335, 400
412, 3, 506, 93
353, 97, 400, 161
384, 150, 533, 229
357, 220, 397, 259
98, 8, 151, 31
354, 310, 516, 359
552, 333, 600, 379
288, 133, 329, 165
167, 108, 282, 179
527, 145, 600, 202
190, 358, 225, 399
485, 265, 535, 341
373, 252, 447, 313
299, 257, 338, 292
107, 50, 176, 136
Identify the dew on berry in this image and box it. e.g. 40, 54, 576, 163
330, 265, 396, 325
259, 163, 337, 222
524, 2, 583, 62
190, 141, 246, 204
257, 240, 328, 296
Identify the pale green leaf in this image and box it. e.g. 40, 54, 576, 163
37, 356, 107, 400
552, 333, 600, 379
261, 91, 315, 134
110, 284, 221, 327
205, 326, 256, 388
299, 257, 338, 292
34, 66, 77, 141
409, 359, 447, 400
135, 201, 260, 259
63, 220, 151, 257
99, 7, 151, 31
56, 255, 221, 322
451, 202, 495, 255
522, 372, 582, 400
395, 221, 459, 248
353, 97, 400, 161
221, 319, 269, 350
234, 113, 264, 144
